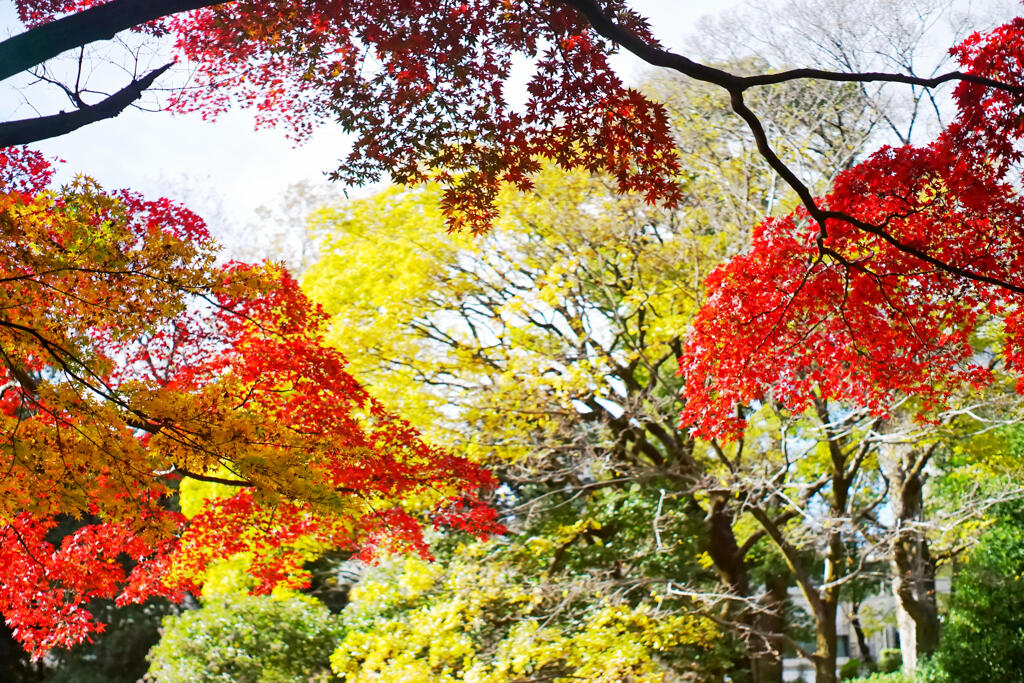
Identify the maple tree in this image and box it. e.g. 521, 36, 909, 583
678, 14, 1024, 434
0, 145, 498, 658
1, 0, 1019, 242
675, 10, 1024, 682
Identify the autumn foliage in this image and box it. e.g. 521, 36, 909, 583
681, 17, 1024, 439
162, 0, 682, 232
3, 0, 1024, 669
0, 147, 497, 656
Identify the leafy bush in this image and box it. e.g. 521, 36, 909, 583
848, 673, 915, 683
930, 501, 1024, 683
840, 658, 864, 679
847, 659, 947, 683
146, 594, 342, 682
878, 649, 902, 673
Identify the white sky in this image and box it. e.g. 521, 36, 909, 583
0, 0, 741, 255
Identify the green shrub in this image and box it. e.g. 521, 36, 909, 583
146, 594, 343, 682
878, 649, 902, 674
840, 658, 864, 679
930, 501, 1024, 683
846, 659, 946, 683
847, 673, 913, 683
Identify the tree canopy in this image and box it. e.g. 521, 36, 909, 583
0, 145, 498, 657
3, 0, 1024, 679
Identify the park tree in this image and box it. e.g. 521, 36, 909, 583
928, 442, 1024, 683
297, 62, 901, 680
302, 169, 750, 677
0, 145, 498, 658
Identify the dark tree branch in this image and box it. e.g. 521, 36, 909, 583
0, 0, 227, 83
560, 0, 743, 88
0, 63, 173, 147
560, 0, 1024, 96
562, 0, 1024, 295
821, 208, 1024, 295
176, 466, 254, 487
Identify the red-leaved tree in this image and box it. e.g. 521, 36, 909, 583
682, 18, 1024, 438
678, 16, 1024, 681
0, 146, 500, 656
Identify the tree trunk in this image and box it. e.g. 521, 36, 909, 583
704, 495, 789, 682
892, 535, 941, 666
886, 445, 941, 668
814, 597, 839, 683
849, 601, 876, 670
751, 573, 788, 682
705, 494, 751, 596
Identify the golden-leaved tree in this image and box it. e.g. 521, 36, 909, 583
301, 70, 892, 682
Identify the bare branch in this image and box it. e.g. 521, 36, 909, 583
0, 62, 173, 147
